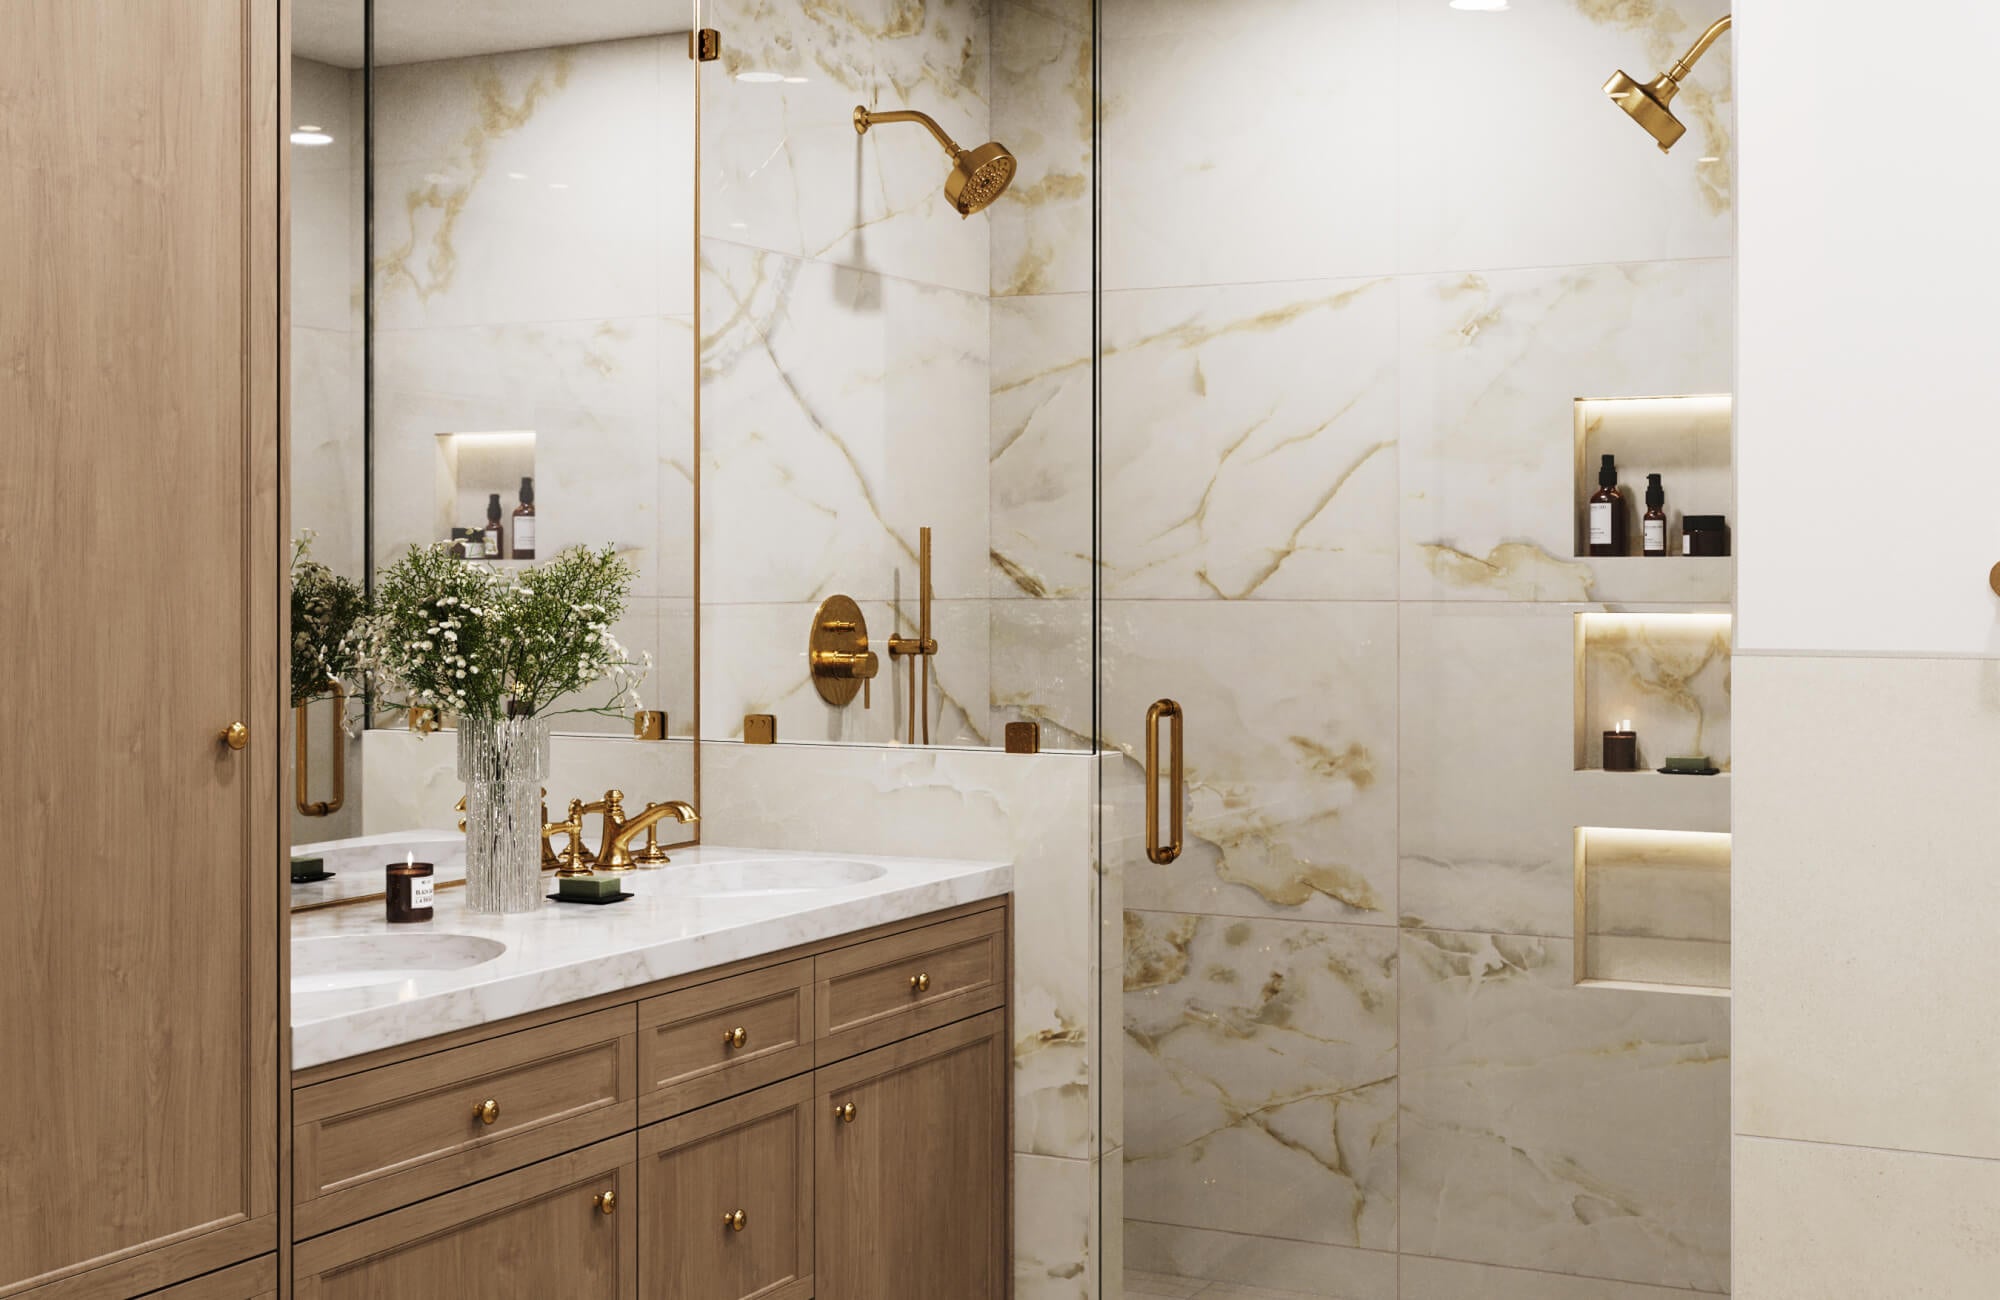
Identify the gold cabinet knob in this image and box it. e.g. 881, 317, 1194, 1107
723, 1026, 748, 1050
834, 1101, 856, 1124
909, 972, 931, 994
219, 722, 249, 750
724, 1209, 747, 1232
473, 1099, 500, 1125
594, 1190, 617, 1216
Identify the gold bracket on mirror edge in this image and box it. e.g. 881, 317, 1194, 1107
692, 28, 721, 62
632, 710, 668, 741
744, 714, 777, 745
1005, 721, 1041, 754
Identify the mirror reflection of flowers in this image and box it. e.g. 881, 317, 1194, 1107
363, 542, 650, 725
289, 532, 368, 716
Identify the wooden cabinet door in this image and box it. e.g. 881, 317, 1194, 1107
815, 1011, 1008, 1300
638, 1077, 813, 1300
294, 1137, 638, 1300
0, 0, 281, 1295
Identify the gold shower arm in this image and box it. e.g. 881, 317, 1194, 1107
853, 106, 962, 158
1664, 15, 1732, 90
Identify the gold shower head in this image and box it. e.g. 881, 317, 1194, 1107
1605, 13, 1731, 154
853, 105, 1018, 218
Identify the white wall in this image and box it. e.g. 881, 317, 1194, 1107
1734, 3, 2000, 1293
1736, 1, 2000, 656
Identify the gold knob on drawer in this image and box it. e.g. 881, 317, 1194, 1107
595, 1190, 617, 1216
724, 1209, 747, 1232
473, 1099, 500, 1125
834, 1102, 856, 1124
219, 722, 249, 750
910, 972, 931, 993
723, 1026, 748, 1049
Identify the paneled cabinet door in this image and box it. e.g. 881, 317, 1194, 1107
638, 1076, 814, 1300
0, 0, 281, 1294
815, 1011, 1008, 1300
293, 1138, 638, 1300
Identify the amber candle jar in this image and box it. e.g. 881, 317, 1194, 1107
387, 858, 436, 924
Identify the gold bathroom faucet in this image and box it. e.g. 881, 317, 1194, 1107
587, 791, 700, 871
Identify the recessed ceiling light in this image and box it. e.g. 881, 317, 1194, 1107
735, 71, 785, 84
290, 129, 333, 146
783, 76, 809, 84
1449, 0, 1509, 10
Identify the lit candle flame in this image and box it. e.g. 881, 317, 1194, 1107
406, 851, 415, 868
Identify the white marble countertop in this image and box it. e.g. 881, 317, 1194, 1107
290, 844, 1011, 1071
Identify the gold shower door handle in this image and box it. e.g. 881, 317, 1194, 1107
295, 682, 347, 817
1145, 699, 1184, 865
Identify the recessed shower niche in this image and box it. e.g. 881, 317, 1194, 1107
434, 430, 536, 563
1573, 393, 1733, 603
1574, 610, 1732, 775
1574, 826, 1731, 994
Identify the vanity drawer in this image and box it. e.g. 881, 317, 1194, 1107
637, 1076, 814, 1300
814, 908, 1007, 1063
292, 1006, 638, 1240
639, 958, 815, 1124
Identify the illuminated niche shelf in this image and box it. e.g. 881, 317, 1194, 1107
1574, 826, 1730, 996
1572, 394, 1733, 603
435, 429, 536, 559
1572, 610, 1732, 776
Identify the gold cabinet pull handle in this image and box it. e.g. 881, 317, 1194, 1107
219, 721, 249, 751
834, 1101, 856, 1124
724, 1209, 747, 1232
473, 1099, 500, 1125
723, 1026, 748, 1049
909, 972, 931, 994
594, 1190, 617, 1216
294, 683, 346, 816
1145, 699, 1184, 864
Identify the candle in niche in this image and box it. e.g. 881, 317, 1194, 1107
387, 851, 435, 924
1603, 720, 1639, 772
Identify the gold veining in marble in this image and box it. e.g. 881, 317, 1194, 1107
1420, 541, 1595, 602
378, 53, 574, 304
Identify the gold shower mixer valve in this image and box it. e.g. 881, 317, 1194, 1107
809, 594, 881, 710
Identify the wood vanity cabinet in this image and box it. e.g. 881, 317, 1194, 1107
290, 899, 1013, 1299
2, 1, 283, 1296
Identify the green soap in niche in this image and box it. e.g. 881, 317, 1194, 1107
558, 875, 624, 900
1663, 755, 1712, 772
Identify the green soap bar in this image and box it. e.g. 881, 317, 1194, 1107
289, 856, 325, 879
1663, 755, 1712, 772
558, 875, 624, 900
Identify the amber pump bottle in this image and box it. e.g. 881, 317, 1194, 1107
1642, 473, 1668, 557
484, 493, 505, 559
512, 477, 536, 560
1588, 454, 1628, 557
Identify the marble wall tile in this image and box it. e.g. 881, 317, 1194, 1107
1121, 1221, 1396, 1300
1399, 603, 1580, 936
702, 742, 1099, 1161
1395, 0, 1733, 275
701, 0, 993, 298
992, 0, 1094, 298
290, 57, 363, 335
1106, 601, 1398, 926
1398, 258, 1733, 603
992, 291, 1094, 604
990, 597, 1095, 752
374, 38, 689, 332
1399, 928, 1729, 1292
1098, 0, 1399, 292
1099, 279, 1399, 602
1734, 1136, 2000, 1300
1124, 913, 1398, 1252
700, 242, 992, 608
292, 326, 367, 579
1018, 1153, 1097, 1300
1735, 653, 2000, 1162
1399, 1255, 1721, 1300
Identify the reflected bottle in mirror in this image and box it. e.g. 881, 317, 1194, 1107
513, 476, 535, 560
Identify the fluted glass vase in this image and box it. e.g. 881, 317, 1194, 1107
457, 712, 550, 914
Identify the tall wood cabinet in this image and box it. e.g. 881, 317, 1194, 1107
0, 1, 283, 1295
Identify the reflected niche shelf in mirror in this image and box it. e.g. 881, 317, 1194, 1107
1573, 610, 1731, 778
436, 429, 538, 564
1574, 826, 1730, 996
1573, 394, 1732, 603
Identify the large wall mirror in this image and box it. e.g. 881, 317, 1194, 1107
289, 0, 698, 906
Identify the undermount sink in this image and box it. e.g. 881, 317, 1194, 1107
292, 934, 508, 994
665, 859, 888, 898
